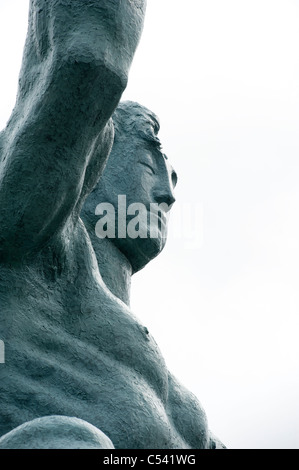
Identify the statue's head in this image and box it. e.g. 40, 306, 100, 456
81, 101, 177, 273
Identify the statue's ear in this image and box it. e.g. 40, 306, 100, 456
32, 5, 50, 59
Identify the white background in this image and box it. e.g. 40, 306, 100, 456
0, 0, 298, 449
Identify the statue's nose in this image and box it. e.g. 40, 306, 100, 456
153, 191, 176, 209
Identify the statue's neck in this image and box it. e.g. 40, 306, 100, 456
88, 229, 132, 306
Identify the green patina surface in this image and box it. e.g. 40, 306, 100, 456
0, 0, 224, 450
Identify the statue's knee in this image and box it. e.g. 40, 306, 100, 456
0, 416, 114, 449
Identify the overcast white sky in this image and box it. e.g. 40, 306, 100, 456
0, 0, 299, 449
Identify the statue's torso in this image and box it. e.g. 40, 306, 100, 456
0, 223, 209, 449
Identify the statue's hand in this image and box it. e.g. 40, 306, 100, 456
0, 416, 114, 449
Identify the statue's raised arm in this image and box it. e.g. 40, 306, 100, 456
0, 0, 146, 263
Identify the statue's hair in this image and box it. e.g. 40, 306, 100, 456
112, 101, 161, 150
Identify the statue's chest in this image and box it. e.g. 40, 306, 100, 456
0, 266, 185, 447
63, 284, 170, 405
0, 293, 188, 448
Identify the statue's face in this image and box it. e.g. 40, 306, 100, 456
115, 130, 177, 272
86, 118, 177, 273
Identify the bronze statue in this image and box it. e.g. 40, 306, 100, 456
0, 1, 225, 449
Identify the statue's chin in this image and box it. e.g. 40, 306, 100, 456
116, 234, 167, 274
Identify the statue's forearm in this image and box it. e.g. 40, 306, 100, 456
15, 1, 147, 134
18, 1, 147, 103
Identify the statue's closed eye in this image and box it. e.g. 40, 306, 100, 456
139, 161, 156, 175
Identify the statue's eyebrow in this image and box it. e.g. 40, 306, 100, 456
142, 134, 163, 152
